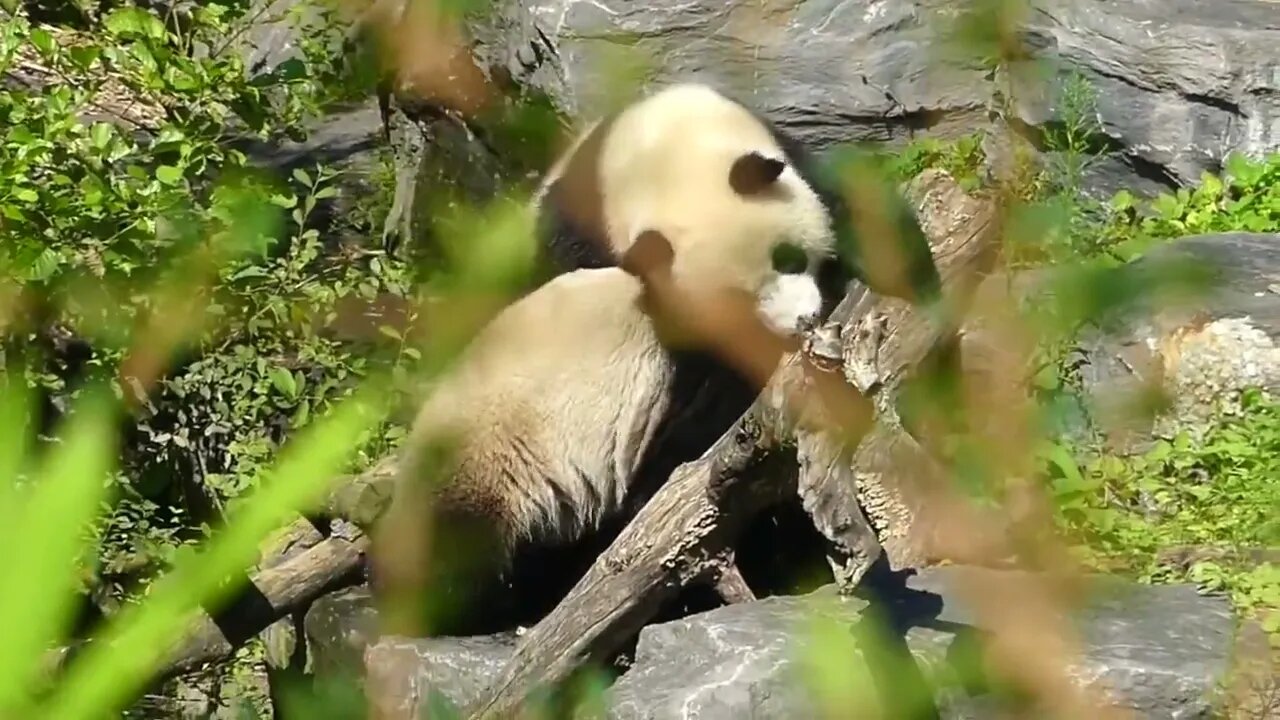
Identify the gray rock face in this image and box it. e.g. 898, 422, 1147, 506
240, 100, 391, 247
609, 566, 1235, 719
304, 586, 381, 679
225, 0, 1280, 261
522, 0, 1280, 197
1016, 0, 1280, 193
351, 566, 1235, 719
1137, 232, 1280, 349
1072, 232, 1280, 449
234, 0, 342, 78
365, 633, 519, 718
238, 0, 1280, 262
303, 586, 520, 716
530, 0, 990, 145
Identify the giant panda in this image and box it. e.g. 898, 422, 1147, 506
524, 82, 951, 602
373, 83, 946, 638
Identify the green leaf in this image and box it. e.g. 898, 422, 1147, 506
272, 58, 308, 83
90, 122, 113, 150
0, 387, 117, 711
1037, 440, 1088, 493
104, 7, 167, 40
29, 28, 55, 55
128, 42, 157, 71
29, 249, 61, 281
1224, 151, 1262, 187
291, 168, 312, 188
1199, 172, 1223, 200
228, 266, 270, 282
155, 165, 184, 186
67, 45, 101, 70
1108, 190, 1133, 211
269, 367, 298, 399
1032, 362, 1060, 390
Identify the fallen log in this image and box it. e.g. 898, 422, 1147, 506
163, 531, 369, 677
150, 457, 404, 678
42, 456, 402, 693
148, 456, 402, 678
463, 170, 998, 719
832, 170, 1002, 569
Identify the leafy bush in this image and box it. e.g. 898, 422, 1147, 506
881, 133, 987, 191
1048, 390, 1280, 639
1033, 129, 1280, 644
1094, 151, 1280, 263
0, 2, 410, 610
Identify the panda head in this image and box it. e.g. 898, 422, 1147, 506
588, 83, 843, 335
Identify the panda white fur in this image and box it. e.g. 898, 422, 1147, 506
376, 83, 941, 636
532, 84, 859, 332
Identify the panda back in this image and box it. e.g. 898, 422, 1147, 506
408, 268, 678, 540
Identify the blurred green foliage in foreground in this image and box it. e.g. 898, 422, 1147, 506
1, 0, 1278, 716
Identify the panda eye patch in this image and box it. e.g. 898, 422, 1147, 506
730, 152, 786, 195
771, 243, 808, 274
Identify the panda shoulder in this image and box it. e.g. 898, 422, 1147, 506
465, 267, 645, 346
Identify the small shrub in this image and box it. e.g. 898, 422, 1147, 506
0, 0, 411, 619
1094, 152, 1280, 263
1044, 390, 1280, 642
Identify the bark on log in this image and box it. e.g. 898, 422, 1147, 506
838, 170, 1001, 568
463, 170, 999, 719
151, 457, 404, 679
42, 533, 368, 698
161, 532, 369, 677
43, 458, 400, 691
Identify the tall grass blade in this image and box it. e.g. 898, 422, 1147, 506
37, 378, 389, 720
0, 386, 117, 713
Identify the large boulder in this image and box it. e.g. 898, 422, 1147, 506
611, 566, 1236, 719
348, 565, 1237, 719
1070, 232, 1280, 450
365, 633, 520, 718
254, 0, 1279, 265
1013, 0, 1280, 198
304, 586, 382, 680
519, 0, 1279, 200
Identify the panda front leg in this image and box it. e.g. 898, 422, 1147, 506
371, 481, 518, 638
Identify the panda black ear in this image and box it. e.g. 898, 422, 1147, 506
729, 152, 786, 195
